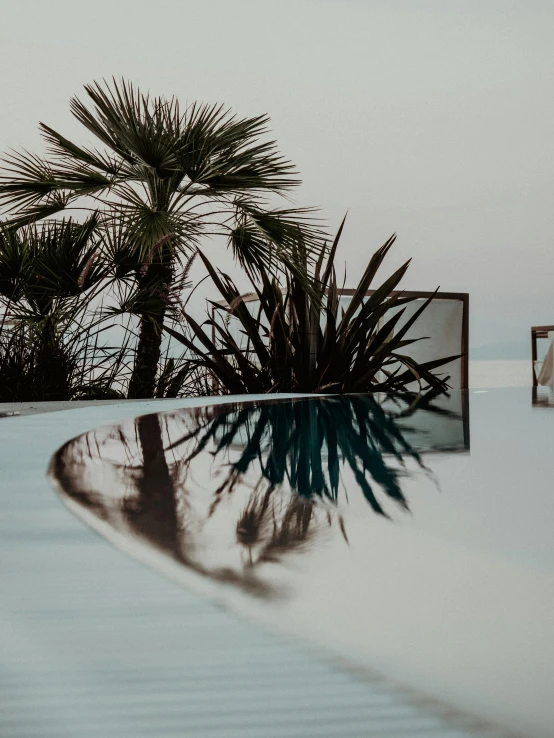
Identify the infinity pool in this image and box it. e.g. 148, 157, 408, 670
47, 389, 554, 737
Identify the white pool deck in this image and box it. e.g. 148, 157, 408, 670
0, 395, 526, 738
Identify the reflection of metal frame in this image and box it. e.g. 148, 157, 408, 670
531, 325, 554, 387
462, 389, 470, 449
214, 290, 469, 390
532, 386, 554, 408
382, 389, 470, 454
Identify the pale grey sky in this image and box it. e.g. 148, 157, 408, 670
1, 0, 553, 353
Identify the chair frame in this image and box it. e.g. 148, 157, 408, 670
337, 290, 469, 390
531, 325, 554, 387
213, 289, 469, 390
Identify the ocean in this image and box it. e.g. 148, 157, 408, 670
469, 359, 531, 388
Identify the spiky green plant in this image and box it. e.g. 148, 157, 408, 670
165, 219, 460, 394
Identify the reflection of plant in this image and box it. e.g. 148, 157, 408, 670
166, 221, 460, 395
52, 393, 466, 597
174, 391, 459, 517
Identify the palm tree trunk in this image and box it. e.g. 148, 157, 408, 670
127, 317, 164, 398
36, 319, 72, 401
128, 258, 173, 399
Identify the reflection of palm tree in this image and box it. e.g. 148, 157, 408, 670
236, 490, 322, 567
50, 391, 467, 597
124, 413, 180, 557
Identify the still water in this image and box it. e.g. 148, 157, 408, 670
48, 388, 554, 736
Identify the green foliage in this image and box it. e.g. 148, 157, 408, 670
0, 78, 326, 396
0, 215, 106, 310
0, 216, 126, 401
165, 219, 460, 395
0, 79, 325, 288
0, 320, 130, 402
0, 80, 461, 403
153, 356, 212, 399
0, 324, 74, 402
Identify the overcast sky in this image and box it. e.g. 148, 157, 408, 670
1, 0, 553, 353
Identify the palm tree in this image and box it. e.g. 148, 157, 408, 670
0, 215, 111, 400
0, 79, 324, 397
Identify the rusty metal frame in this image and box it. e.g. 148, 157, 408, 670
336, 290, 469, 390
212, 290, 470, 389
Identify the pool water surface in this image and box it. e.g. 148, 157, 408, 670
48, 388, 554, 737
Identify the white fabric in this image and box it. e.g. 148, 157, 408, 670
537, 331, 554, 387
